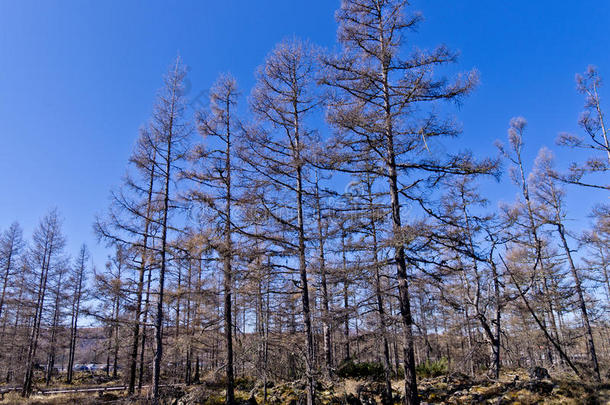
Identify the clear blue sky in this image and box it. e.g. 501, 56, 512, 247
1, 0, 609, 267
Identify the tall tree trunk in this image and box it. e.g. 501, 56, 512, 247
152, 66, 177, 402
113, 289, 120, 379
106, 327, 112, 377
366, 174, 393, 402
314, 177, 333, 377
383, 79, 419, 405
297, 151, 315, 405
557, 224, 601, 381
388, 165, 418, 404
374, 265, 393, 403
67, 250, 85, 384
185, 259, 193, 386
128, 149, 156, 394
375, 9, 419, 398
223, 95, 235, 405
342, 229, 350, 361
138, 252, 154, 392
22, 240, 52, 397
46, 272, 63, 386
463, 306, 475, 376
263, 267, 271, 405
490, 259, 501, 380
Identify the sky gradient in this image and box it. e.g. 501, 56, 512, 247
1, 0, 609, 266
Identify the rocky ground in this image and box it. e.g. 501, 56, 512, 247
2, 368, 609, 404
172, 367, 609, 405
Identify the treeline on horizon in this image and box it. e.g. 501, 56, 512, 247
1, 1, 609, 404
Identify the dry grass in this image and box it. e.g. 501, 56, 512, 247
1, 391, 99, 405
2, 369, 608, 404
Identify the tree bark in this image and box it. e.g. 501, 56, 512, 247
222, 95, 235, 404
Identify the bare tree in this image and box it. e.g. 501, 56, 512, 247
531, 148, 601, 381
150, 56, 190, 401
184, 73, 241, 404
66, 244, 88, 384
345, 169, 394, 400
313, 171, 333, 378
557, 66, 610, 191
429, 174, 507, 379
243, 38, 321, 405
498, 119, 583, 377
22, 209, 66, 397
45, 258, 68, 385
95, 123, 162, 394
322, 1, 479, 402
0, 222, 23, 322
95, 244, 127, 379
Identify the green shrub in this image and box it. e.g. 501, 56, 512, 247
415, 357, 448, 378
336, 360, 385, 380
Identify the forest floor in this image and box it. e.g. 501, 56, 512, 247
1, 369, 609, 404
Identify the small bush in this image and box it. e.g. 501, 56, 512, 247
235, 376, 256, 391
336, 360, 385, 380
415, 357, 448, 378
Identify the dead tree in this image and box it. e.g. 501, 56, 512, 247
95, 123, 162, 393
150, 57, 190, 402
66, 245, 88, 384
322, 1, 479, 402
498, 118, 564, 368
313, 171, 333, 377
22, 209, 66, 397
45, 262, 67, 385
184, 73, 241, 404
244, 38, 320, 405
531, 148, 601, 381
0, 223, 23, 321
